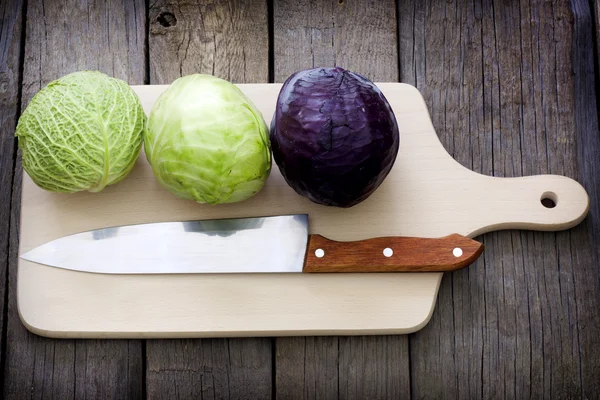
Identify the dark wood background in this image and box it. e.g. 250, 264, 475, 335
1, 0, 599, 398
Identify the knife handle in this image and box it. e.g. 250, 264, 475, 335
302, 233, 484, 273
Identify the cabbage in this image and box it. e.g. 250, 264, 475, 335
144, 74, 271, 204
15, 70, 145, 193
270, 67, 399, 207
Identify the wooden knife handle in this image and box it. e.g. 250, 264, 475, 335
302, 233, 484, 273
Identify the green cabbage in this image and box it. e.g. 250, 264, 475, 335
15, 70, 145, 193
144, 74, 271, 204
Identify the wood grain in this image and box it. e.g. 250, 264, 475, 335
275, 337, 338, 400
401, 0, 600, 397
303, 234, 484, 273
0, 0, 23, 391
149, 0, 269, 84
273, 1, 410, 398
596, 0, 600, 93
147, 338, 272, 399
571, 0, 600, 396
399, 3, 485, 396
275, 335, 410, 400
273, 0, 398, 82
4, 0, 145, 398
147, 1, 272, 398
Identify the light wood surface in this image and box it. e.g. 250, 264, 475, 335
16, 82, 589, 338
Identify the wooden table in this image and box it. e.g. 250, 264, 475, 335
1, 0, 599, 398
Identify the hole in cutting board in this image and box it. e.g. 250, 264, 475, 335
541, 191, 557, 208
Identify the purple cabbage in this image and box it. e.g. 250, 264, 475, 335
270, 67, 400, 207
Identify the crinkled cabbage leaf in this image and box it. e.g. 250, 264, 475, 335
15, 70, 145, 193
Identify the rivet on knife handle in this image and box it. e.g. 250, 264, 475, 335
302, 233, 484, 273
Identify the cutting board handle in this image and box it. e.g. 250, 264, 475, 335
470, 174, 589, 237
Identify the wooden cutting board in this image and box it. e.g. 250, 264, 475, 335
16, 83, 589, 338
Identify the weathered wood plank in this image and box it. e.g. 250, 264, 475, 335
273, 1, 409, 399
146, 1, 272, 398
403, 0, 600, 397
275, 337, 339, 399
596, 0, 600, 87
0, 0, 23, 390
571, 0, 600, 397
146, 338, 272, 399
273, 0, 398, 82
4, 0, 146, 398
399, 2, 486, 397
149, 0, 269, 84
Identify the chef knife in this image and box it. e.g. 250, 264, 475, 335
20, 214, 484, 274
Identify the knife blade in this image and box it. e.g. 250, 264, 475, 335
19, 214, 484, 274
